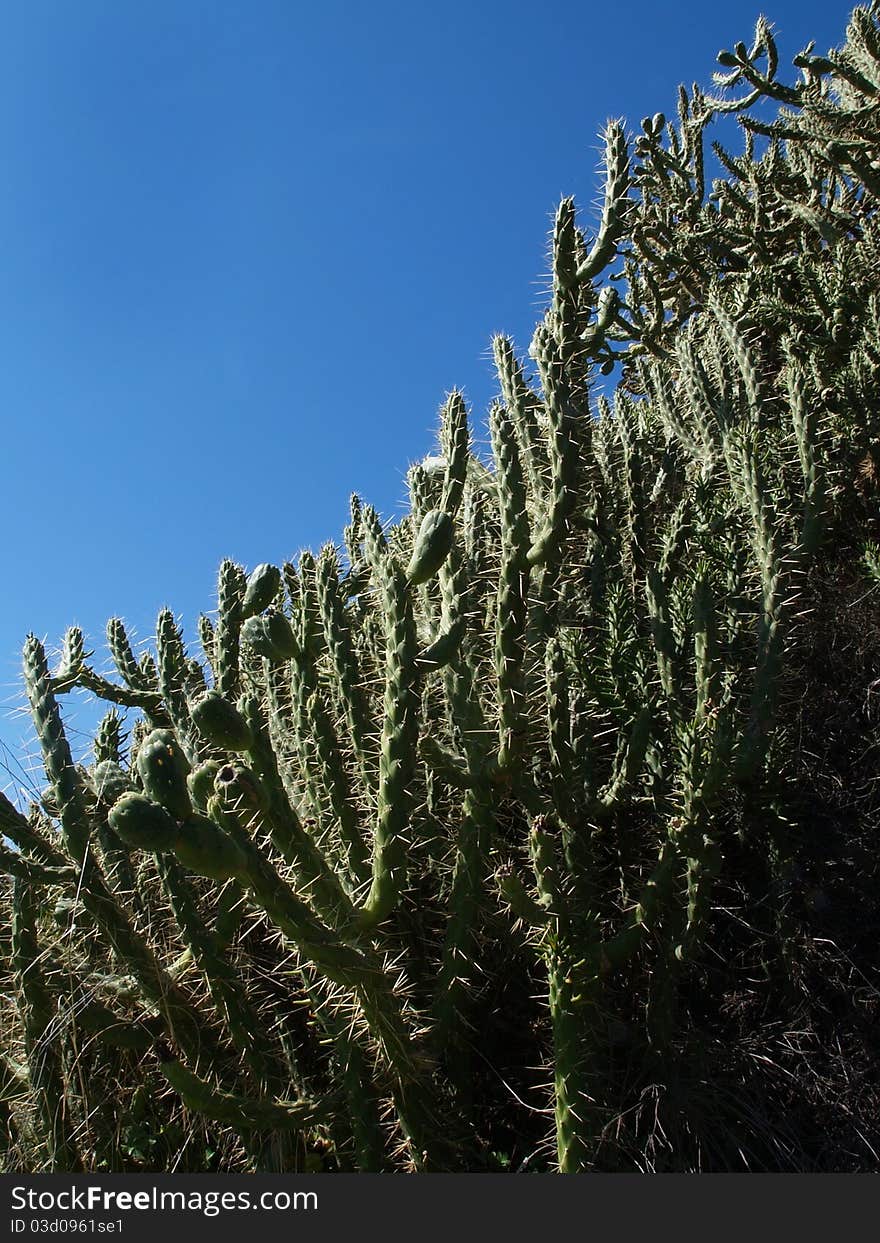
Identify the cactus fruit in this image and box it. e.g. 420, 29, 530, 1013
87, 760, 134, 806
187, 759, 223, 811
241, 610, 298, 662
109, 793, 179, 852
406, 509, 455, 585
242, 563, 283, 617
191, 691, 253, 751
136, 729, 193, 820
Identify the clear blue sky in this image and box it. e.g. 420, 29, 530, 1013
0, 0, 848, 791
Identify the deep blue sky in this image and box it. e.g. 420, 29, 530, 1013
0, 0, 849, 790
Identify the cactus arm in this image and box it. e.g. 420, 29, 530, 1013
526, 325, 581, 570
430, 541, 497, 1050
111, 784, 445, 1161
437, 390, 470, 517
490, 402, 532, 772
784, 339, 826, 558
356, 561, 420, 930
0, 836, 76, 885
431, 780, 494, 1046
75, 866, 225, 1069
493, 334, 549, 513
214, 559, 247, 699
306, 686, 370, 885
576, 120, 631, 282
316, 543, 374, 791
55, 625, 167, 720
419, 735, 474, 789
23, 635, 94, 863
106, 617, 150, 689
210, 797, 463, 1169
159, 1055, 333, 1132
495, 867, 551, 926
55, 665, 169, 722
238, 691, 356, 925
0, 790, 70, 866
596, 704, 653, 816
71, 1000, 162, 1051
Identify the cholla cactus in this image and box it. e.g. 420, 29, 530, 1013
3, 4, 880, 1174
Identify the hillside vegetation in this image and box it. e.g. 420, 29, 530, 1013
2, 3, 880, 1172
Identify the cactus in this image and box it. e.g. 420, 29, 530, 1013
3, 4, 880, 1175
